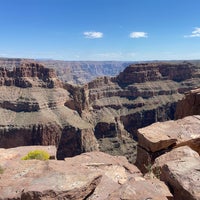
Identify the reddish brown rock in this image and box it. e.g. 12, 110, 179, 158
136, 115, 200, 173
107, 178, 173, 200
175, 88, 200, 119
115, 62, 200, 86
154, 146, 200, 200
0, 150, 172, 200
0, 62, 99, 160
0, 61, 62, 88
154, 146, 199, 168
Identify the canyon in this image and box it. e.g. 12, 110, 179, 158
0, 58, 200, 199
0, 113, 199, 199
0, 59, 200, 162
0, 58, 131, 84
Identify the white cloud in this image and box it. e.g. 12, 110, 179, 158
184, 27, 200, 38
129, 32, 148, 38
83, 31, 103, 39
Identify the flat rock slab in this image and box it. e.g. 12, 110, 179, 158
137, 115, 200, 153
0, 146, 56, 163
107, 178, 173, 200
155, 146, 200, 200
0, 150, 172, 200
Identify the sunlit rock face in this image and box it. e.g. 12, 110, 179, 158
0, 59, 200, 163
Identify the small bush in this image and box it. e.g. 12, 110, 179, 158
22, 150, 50, 161
0, 166, 4, 174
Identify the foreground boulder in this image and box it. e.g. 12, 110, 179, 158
0, 148, 172, 200
136, 115, 200, 173
154, 146, 200, 200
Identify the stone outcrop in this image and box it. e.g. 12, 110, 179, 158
0, 148, 173, 200
154, 146, 200, 200
175, 88, 200, 119
116, 62, 196, 85
135, 113, 200, 200
136, 115, 200, 173
0, 61, 61, 88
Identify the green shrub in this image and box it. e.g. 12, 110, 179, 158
22, 150, 50, 161
0, 166, 4, 174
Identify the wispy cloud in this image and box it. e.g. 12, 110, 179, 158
184, 27, 200, 38
129, 32, 148, 38
83, 31, 103, 39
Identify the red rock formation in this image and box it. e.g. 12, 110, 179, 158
136, 115, 200, 173
175, 88, 200, 119
135, 113, 200, 200
0, 61, 61, 88
73, 61, 200, 163
0, 62, 99, 159
116, 62, 196, 85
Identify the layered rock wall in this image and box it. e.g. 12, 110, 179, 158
0, 62, 98, 160
0, 60, 200, 162
0, 61, 60, 88
175, 88, 200, 119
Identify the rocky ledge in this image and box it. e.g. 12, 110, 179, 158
0, 147, 172, 200
136, 115, 200, 172
135, 115, 200, 200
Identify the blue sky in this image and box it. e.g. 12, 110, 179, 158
0, 0, 200, 61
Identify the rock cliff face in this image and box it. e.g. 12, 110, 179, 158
61, 61, 200, 162
80, 62, 199, 135
0, 61, 98, 159
0, 60, 61, 88
175, 88, 200, 119
0, 58, 131, 84
0, 60, 200, 163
